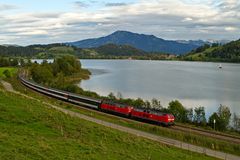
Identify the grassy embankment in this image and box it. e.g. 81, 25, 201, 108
6, 74, 240, 157
0, 87, 219, 160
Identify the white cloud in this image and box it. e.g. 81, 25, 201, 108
73, 1, 89, 8
0, 3, 17, 11
225, 26, 238, 31
182, 17, 193, 22
17, 30, 48, 36
0, 0, 239, 45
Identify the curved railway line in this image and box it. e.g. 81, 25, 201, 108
19, 76, 240, 145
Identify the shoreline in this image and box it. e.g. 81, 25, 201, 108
31, 58, 240, 64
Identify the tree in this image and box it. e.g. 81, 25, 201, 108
9, 58, 18, 66
208, 105, 232, 131
116, 92, 123, 100
218, 104, 231, 130
3, 70, 11, 78
53, 55, 81, 76
208, 112, 220, 130
108, 92, 116, 100
212, 43, 219, 47
52, 72, 66, 89
168, 100, 187, 122
31, 64, 54, 85
144, 100, 151, 109
151, 98, 162, 110
20, 59, 25, 66
232, 113, 240, 131
194, 106, 206, 125
0, 58, 9, 67
187, 108, 193, 122
134, 98, 145, 108
62, 55, 81, 74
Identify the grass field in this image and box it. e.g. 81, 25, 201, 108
0, 67, 17, 78
0, 89, 218, 160
6, 75, 240, 157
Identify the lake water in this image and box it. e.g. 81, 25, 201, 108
80, 60, 240, 118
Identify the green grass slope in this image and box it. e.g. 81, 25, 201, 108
0, 67, 17, 78
0, 90, 217, 160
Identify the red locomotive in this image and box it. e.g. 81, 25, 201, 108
131, 108, 174, 126
100, 101, 133, 116
100, 101, 175, 126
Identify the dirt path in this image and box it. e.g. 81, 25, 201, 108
1, 80, 240, 160
1, 80, 15, 92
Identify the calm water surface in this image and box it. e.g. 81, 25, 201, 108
80, 60, 240, 117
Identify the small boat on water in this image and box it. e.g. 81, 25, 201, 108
218, 64, 222, 69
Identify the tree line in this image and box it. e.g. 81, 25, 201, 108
0, 45, 39, 57
0, 57, 18, 67
0, 57, 33, 67
106, 92, 240, 132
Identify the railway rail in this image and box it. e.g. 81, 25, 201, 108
173, 125, 240, 144
19, 76, 240, 145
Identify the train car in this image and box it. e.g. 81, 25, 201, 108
20, 77, 69, 101
20, 76, 101, 109
131, 108, 175, 126
68, 94, 101, 109
100, 101, 133, 116
20, 76, 69, 100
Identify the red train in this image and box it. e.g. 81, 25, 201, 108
20, 76, 175, 126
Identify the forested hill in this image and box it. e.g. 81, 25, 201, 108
0, 43, 82, 58
0, 43, 146, 58
95, 43, 146, 56
0, 43, 69, 57
184, 39, 240, 62
0, 45, 39, 57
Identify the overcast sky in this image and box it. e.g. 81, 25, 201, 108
0, 0, 239, 45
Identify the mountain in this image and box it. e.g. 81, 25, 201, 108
184, 39, 240, 62
1, 44, 22, 47
206, 39, 230, 45
176, 40, 210, 46
66, 31, 208, 55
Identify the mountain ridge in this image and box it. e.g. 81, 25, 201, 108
66, 30, 209, 55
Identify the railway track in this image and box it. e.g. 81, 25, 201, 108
173, 125, 240, 144
19, 76, 240, 145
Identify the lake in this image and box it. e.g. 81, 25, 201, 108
80, 59, 240, 118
